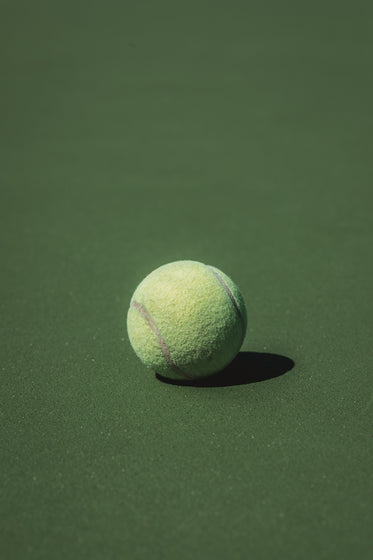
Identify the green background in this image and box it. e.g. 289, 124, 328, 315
1, 1, 372, 558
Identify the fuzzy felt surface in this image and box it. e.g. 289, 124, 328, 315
127, 261, 247, 379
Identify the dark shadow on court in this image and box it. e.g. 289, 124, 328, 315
156, 351, 294, 387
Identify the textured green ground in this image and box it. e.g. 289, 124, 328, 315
1, 1, 372, 559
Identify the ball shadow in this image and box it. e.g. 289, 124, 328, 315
156, 351, 294, 387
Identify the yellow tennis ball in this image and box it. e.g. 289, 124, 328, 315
127, 260, 247, 380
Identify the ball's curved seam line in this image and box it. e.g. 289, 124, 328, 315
130, 300, 191, 379
205, 265, 246, 343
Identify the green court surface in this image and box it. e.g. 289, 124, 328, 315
1, 1, 372, 559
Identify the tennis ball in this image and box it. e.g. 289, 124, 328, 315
127, 260, 247, 380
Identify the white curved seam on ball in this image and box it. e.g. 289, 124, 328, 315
131, 300, 191, 379
205, 265, 246, 344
